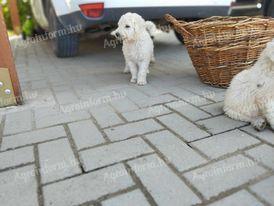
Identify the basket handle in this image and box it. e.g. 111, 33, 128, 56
164, 14, 193, 36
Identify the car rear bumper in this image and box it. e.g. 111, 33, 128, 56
228, 1, 263, 16
58, 6, 230, 30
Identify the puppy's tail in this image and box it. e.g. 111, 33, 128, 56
145, 21, 157, 39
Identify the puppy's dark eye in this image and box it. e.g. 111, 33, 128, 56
125, 25, 130, 28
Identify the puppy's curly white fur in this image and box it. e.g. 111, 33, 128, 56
224, 40, 274, 131
111, 13, 155, 85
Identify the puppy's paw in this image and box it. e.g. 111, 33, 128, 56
252, 117, 267, 131
130, 78, 137, 83
137, 79, 147, 86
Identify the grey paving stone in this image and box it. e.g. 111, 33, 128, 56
197, 116, 247, 135
102, 190, 150, 206
166, 101, 211, 121
43, 164, 134, 206
138, 94, 177, 107
157, 113, 209, 142
184, 155, 267, 199
68, 120, 105, 150
209, 190, 263, 206
90, 105, 124, 128
80, 138, 153, 171
121, 87, 149, 104
0, 146, 34, 170
35, 107, 90, 128
146, 131, 206, 171
200, 102, 224, 116
111, 98, 139, 113
191, 130, 260, 159
0, 165, 38, 206
241, 126, 274, 145
38, 138, 81, 184
122, 105, 170, 121
1, 126, 66, 151
245, 144, 274, 170
4, 110, 32, 135
208, 91, 225, 102
104, 119, 163, 141
171, 87, 213, 106
250, 176, 274, 205
55, 90, 79, 105
128, 154, 201, 206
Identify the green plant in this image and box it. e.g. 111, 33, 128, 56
1, 0, 35, 36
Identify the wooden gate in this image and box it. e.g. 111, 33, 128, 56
0, 4, 22, 107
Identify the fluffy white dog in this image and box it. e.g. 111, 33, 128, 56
111, 13, 155, 85
224, 40, 274, 131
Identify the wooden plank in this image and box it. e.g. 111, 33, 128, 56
8, 0, 21, 35
0, 5, 22, 105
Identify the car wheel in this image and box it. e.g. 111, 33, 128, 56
174, 30, 184, 44
48, 7, 79, 57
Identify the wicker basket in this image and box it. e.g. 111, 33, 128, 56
165, 14, 274, 88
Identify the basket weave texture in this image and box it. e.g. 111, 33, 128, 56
165, 14, 274, 88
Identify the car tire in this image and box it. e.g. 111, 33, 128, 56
174, 30, 184, 44
48, 7, 80, 57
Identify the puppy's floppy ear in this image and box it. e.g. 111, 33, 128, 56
265, 40, 274, 61
132, 13, 146, 32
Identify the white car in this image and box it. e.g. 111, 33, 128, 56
30, 0, 233, 57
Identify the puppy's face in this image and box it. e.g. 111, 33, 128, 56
111, 13, 145, 41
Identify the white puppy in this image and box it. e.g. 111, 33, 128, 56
224, 40, 274, 131
111, 13, 154, 85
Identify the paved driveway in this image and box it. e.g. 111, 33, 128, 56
0, 32, 273, 206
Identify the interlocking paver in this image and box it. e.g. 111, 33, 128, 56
184, 155, 267, 199
128, 154, 201, 206
158, 113, 209, 142
171, 87, 213, 106
146, 131, 207, 171
55, 90, 79, 105
104, 119, 163, 141
102, 190, 150, 206
209, 190, 263, 206
249, 176, 274, 205
90, 105, 124, 128
68, 120, 105, 150
122, 105, 170, 121
197, 116, 247, 135
200, 102, 224, 116
38, 138, 81, 183
35, 107, 90, 128
245, 144, 274, 169
79, 138, 153, 171
1, 126, 66, 150
166, 101, 211, 121
0, 32, 272, 206
0, 147, 34, 170
4, 110, 32, 135
111, 98, 139, 113
241, 126, 274, 145
43, 164, 134, 206
191, 130, 260, 159
137, 94, 177, 107
0, 165, 38, 206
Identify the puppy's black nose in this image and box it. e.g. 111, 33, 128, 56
115, 32, 121, 38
